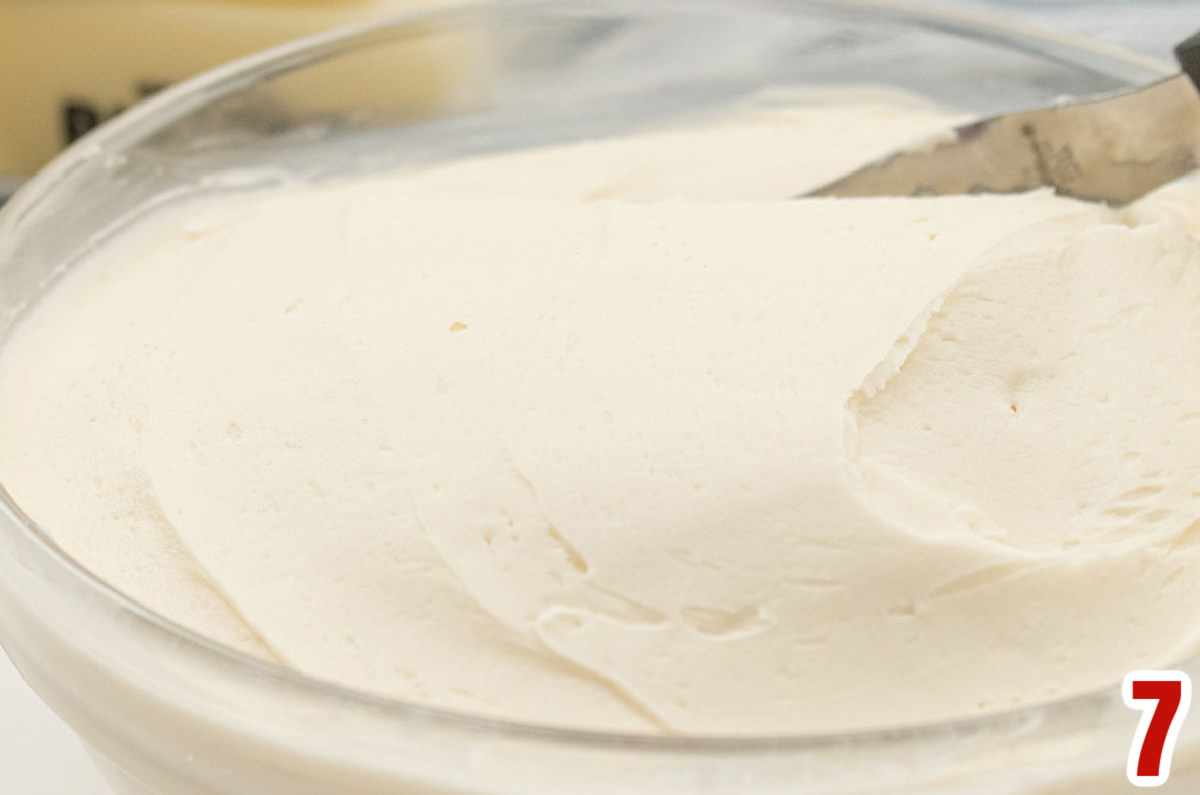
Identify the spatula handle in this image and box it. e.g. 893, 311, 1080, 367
1178, 30, 1200, 90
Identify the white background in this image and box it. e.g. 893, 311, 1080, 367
0, 2, 1192, 792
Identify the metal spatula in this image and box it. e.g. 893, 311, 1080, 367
807, 31, 1200, 205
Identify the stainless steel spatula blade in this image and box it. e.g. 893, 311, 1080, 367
807, 31, 1200, 205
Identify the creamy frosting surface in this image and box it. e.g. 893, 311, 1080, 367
4, 96, 1200, 734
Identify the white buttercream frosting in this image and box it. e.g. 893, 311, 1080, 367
4, 96, 1200, 735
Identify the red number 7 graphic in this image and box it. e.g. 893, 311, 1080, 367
1124, 671, 1192, 787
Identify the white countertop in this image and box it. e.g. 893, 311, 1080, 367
0, 2, 1191, 792
0, 644, 109, 793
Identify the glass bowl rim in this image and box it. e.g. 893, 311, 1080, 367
0, 0, 1182, 755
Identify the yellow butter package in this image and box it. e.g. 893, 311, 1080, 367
0, 0, 468, 183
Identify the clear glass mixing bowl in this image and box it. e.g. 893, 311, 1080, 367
0, 1, 1189, 793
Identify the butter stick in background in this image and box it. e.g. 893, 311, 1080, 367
0, 0, 466, 183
